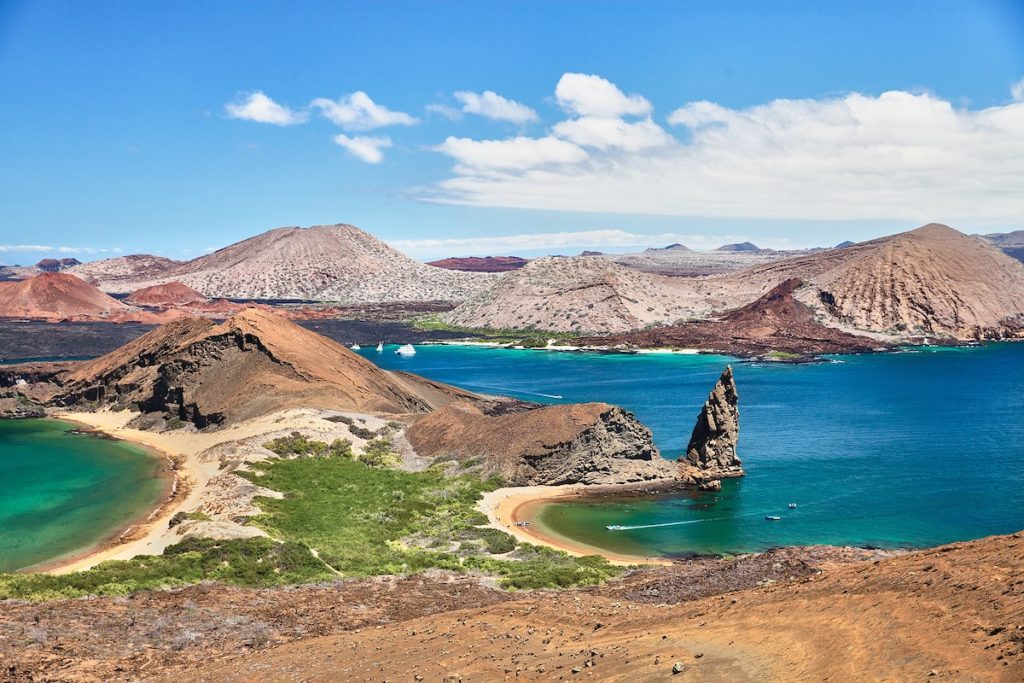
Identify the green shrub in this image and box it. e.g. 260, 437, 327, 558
349, 424, 377, 440
0, 538, 332, 601
325, 415, 354, 425
360, 437, 397, 468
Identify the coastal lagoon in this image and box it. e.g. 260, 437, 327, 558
0, 419, 166, 572
364, 343, 1024, 557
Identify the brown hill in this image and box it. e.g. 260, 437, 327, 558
453, 224, 1024, 341
731, 223, 1024, 338
445, 256, 727, 333
45, 308, 473, 425
0, 273, 132, 321
120, 224, 497, 303
125, 281, 209, 306
580, 279, 878, 357
67, 254, 180, 291
426, 256, 529, 272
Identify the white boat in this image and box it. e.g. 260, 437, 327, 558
395, 344, 416, 356
606, 524, 625, 531
765, 515, 782, 521
788, 503, 798, 509
376, 341, 384, 352
350, 344, 361, 350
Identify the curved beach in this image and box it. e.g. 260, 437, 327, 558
479, 485, 672, 567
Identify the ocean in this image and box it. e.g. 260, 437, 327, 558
0, 418, 165, 572
361, 342, 1024, 557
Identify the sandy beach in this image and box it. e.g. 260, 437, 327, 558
478, 485, 672, 567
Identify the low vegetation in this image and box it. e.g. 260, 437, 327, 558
0, 436, 620, 600
411, 314, 576, 348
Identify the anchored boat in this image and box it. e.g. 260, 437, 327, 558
765, 515, 782, 521
395, 344, 416, 356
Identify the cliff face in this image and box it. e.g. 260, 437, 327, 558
684, 366, 743, 477
406, 400, 676, 486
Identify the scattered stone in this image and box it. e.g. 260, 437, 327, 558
672, 661, 685, 674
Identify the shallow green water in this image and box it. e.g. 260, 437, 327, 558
363, 342, 1024, 557
0, 419, 165, 572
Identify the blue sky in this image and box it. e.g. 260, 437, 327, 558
1, 0, 1022, 264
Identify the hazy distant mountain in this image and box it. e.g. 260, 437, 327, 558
979, 230, 1024, 247
715, 241, 761, 252
834, 240, 856, 248
67, 254, 181, 290
115, 224, 498, 303
978, 231, 1024, 263
427, 256, 529, 272
35, 258, 81, 272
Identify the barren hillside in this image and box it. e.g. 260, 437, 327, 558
730, 223, 1024, 338
122, 224, 497, 302
450, 224, 1024, 340
444, 256, 730, 333
165, 531, 1024, 682
0, 273, 132, 321
67, 254, 180, 290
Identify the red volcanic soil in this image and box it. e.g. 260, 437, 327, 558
0, 273, 131, 320
125, 281, 209, 306
427, 256, 529, 272
578, 278, 879, 358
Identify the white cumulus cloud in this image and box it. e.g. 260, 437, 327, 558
333, 134, 393, 163
1012, 76, 1024, 103
429, 78, 1024, 225
225, 91, 308, 125
554, 73, 651, 117
434, 135, 587, 172
454, 90, 538, 124
311, 92, 418, 131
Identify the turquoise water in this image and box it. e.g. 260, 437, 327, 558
361, 343, 1024, 557
0, 419, 166, 572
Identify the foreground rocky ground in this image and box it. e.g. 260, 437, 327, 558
4, 537, 1023, 682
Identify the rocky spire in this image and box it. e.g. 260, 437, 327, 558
684, 366, 742, 476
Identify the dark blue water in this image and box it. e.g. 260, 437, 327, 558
360, 343, 1024, 556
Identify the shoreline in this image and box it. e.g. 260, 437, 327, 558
479, 485, 673, 567
37, 410, 217, 575
22, 417, 183, 574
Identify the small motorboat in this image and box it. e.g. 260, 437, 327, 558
514, 521, 531, 527
765, 515, 782, 521
395, 344, 416, 356
606, 524, 625, 531
350, 343, 361, 350
788, 503, 798, 509
376, 341, 384, 352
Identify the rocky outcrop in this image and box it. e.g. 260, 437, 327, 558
0, 391, 45, 418
407, 400, 676, 486
683, 366, 743, 479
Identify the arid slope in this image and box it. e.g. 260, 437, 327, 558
445, 256, 729, 333
168, 531, 1024, 682
0, 273, 131, 321
449, 224, 1024, 340
120, 224, 497, 302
